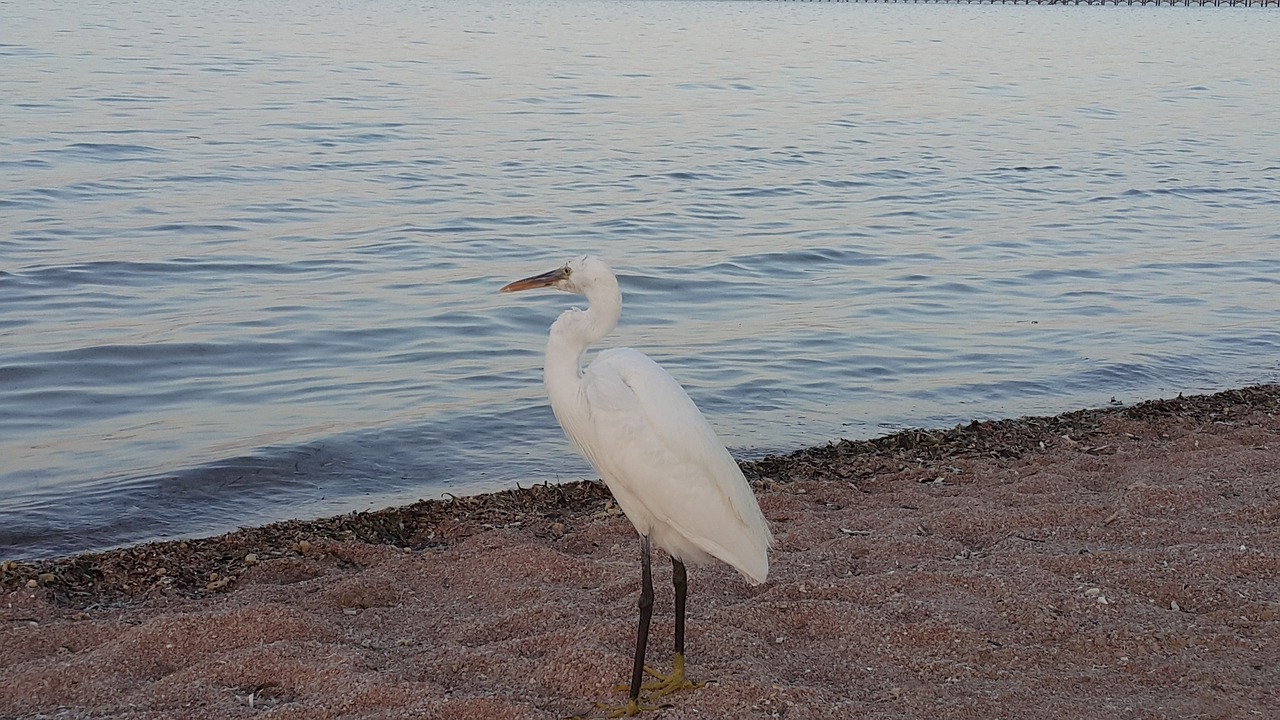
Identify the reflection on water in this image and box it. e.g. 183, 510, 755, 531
2, 0, 1279, 558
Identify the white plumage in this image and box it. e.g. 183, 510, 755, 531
568, 346, 770, 583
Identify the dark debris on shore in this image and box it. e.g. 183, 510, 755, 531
3, 384, 1277, 609
745, 383, 1280, 484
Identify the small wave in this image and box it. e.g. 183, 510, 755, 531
722, 186, 807, 198
735, 246, 887, 271
93, 95, 166, 104
138, 222, 246, 234
51, 142, 166, 162
5, 258, 348, 290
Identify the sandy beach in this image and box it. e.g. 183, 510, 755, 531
2, 385, 1278, 719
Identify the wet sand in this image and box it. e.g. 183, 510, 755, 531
2, 385, 1278, 719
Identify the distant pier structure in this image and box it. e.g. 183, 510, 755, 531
785, 0, 1277, 5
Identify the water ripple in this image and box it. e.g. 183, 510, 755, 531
2, 0, 1278, 559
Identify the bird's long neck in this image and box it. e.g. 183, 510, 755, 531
543, 278, 622, 404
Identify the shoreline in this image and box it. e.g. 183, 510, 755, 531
2, 383, 1277, 718
3, 383, 1276, 607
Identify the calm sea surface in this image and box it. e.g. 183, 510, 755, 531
3, 1, 1278, 559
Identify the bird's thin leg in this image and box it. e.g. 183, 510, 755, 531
600, 537, 658, 717
673, 556, 687, 659
638, 556, 705, 698
627, 536, 655, 704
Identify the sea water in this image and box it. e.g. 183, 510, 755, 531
2, 0, 1278, 558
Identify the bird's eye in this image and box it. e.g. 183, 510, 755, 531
563, 265, 572, 276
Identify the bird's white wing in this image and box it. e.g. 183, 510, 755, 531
574, 347, 771, 583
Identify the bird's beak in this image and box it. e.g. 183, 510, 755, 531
500, 267, 567, 293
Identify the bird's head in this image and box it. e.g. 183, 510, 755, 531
500, 255, 614, 297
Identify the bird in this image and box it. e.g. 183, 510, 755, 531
501, 255, 772, 716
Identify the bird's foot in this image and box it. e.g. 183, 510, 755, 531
639, 652, 705, 698
593, 697, 659, 718
599, 654, 702, 716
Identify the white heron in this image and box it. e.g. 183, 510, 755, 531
501, 256, 772, 716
